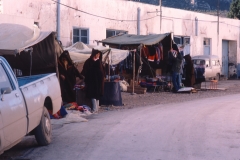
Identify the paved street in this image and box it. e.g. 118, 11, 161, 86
2, 93, 240, 160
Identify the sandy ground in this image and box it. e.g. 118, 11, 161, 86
0, 80, 240, 160
100, 80, 240, 111
12, 90, 240, 160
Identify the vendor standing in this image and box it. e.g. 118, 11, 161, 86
81, 49, 105, 113
169, 45, 183, 92
58, 50, 84, 103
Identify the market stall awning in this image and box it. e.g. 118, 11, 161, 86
0, 23, 52, 55
66, 42, 129, 65
65, 42, 109, 54
101, 33, 171, 46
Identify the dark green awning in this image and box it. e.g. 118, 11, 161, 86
101, 33, 171, 46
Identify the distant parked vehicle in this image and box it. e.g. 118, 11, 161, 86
192, 55, 221, 81
0, 56, 61, 154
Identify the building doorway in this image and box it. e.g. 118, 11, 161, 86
222, 40, 229, 78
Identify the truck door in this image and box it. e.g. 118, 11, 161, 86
0, 62, 27, 147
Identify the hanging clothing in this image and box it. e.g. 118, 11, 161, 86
147, 46, 159, 63
155, 47, 161, 64
159, 43, 164, 60
142, 45, 149, 58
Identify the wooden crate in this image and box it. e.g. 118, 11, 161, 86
130, 80, 139, 86
127, 86, 147, 94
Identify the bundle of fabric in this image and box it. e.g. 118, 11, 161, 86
48, 106, 68, 119
63, 102, 91, 113
119, 80, 129, 92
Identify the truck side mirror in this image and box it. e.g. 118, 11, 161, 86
1, 87, 12, 101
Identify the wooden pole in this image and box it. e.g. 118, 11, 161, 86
136, 45, 142, 84
108, 55, 110, 82
217, 0, 219, 35
55, 52, 60, 80
159, 0, 162, 33
132, 51, 136, 95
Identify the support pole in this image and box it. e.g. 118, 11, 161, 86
29, 48, 33, 76
217, 0, 220, 47
131, 51, 136, 95
136, 45, 142, 84
159, 0, 162, 33
55, 50, 59, 80
217, 0, 219, 36
137, 7, 141, 35
108, 55, 110, 82
57, 0, 61, 41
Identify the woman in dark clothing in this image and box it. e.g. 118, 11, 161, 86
58, 50, 84, 103
183, 54, 195, 87
81, 49, 105, 113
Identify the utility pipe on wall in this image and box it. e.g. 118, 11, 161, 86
137, 7, 141, 35
57, 0, 61, 41
159, 0, 162, 33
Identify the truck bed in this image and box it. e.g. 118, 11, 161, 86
17, 74, 54, 87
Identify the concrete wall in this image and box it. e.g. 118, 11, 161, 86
1, 0, 240, 77
0, 0, 2, 14
229, 41, 237, 65
0, 14, 33, 28
1, 0, 56, 32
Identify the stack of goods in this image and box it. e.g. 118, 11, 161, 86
139, 77, 170, 92
127, 79, 147, 94
63, 102, 92, 113
48, 106, 68, 119
139, 78, 157, 88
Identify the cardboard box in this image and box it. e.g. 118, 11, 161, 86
156, 69, 162, 76
130, 79, 139, 86
127, 86, 147, 94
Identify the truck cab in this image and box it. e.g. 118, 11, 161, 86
0, 59, 27, 152
0, 56, 61, 154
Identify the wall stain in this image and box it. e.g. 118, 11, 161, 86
200, 26, 207, 35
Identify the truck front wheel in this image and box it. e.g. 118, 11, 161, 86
33, 107, 52, 146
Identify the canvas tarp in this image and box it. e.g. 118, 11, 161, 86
0, 23, 52, 55
101, 33, 171, 46
0, 23, 63, 76
65, 42, 129, 65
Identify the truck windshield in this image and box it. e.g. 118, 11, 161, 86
0, 63, 12, 90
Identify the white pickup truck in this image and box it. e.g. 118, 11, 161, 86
0, 56, 61, 154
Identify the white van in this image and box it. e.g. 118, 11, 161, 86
192, 55, 221, 81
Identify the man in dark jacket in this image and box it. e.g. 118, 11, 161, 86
169, 46, 183, 92
81, 49, 105, 113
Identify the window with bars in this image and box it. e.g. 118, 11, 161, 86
73, 28, 89, 44
106, 29, 128, 38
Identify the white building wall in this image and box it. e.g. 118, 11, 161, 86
0, 0, 2, 14
1, 0, 56, 31
1, 0, 240, 76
